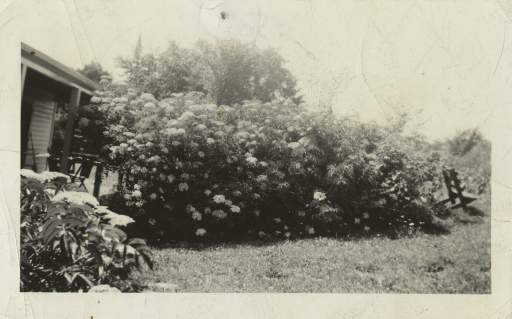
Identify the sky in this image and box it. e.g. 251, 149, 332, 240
3, 0, 512, 141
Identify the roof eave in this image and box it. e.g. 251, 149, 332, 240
21, 42, 100, 96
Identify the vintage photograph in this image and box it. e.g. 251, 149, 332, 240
19, 0, 492, 293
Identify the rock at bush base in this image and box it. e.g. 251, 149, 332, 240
88, 285, 121, 293
145, 282, 179, 292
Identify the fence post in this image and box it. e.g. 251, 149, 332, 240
93, 163, 103, 198
61, 88, 81, 173
117, 171, 124, 191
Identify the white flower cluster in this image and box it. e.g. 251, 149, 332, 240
52, 191, 100, 207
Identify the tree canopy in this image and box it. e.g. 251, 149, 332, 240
118, 39, 302, 105
447, 128, 486, 157
77, 61, 111, 83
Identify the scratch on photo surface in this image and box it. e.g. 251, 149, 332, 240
0, 176, 19, 271
496, 0, 512, 23
0, 0, 16, 29
491, 23, 507, 78
60, 0, 86, 65
0, 0, 15, 15
71, 0, 98, 63
360, 22, 387, 117
293, 40, 317, 61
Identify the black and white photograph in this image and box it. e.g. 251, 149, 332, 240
4, 0, 511, 310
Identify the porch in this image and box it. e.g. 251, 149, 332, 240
21, 42, 106, 196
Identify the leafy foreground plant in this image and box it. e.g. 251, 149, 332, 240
20, 169, 153, 292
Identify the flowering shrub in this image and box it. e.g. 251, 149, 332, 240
91, 79, 447, 241
20, 170, 153, 292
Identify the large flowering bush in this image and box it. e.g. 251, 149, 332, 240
20, 169, 153, 292
91, 78, 446, 241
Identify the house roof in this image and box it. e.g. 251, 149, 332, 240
21, 42, 99, 95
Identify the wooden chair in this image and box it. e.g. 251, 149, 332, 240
68, 156, 94, 191
438, 168, 478, 210
47, 151, 104, 196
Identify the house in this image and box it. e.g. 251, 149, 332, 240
21, 42, 99, 174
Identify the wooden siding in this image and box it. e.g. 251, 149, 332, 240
23, 89, 57, 172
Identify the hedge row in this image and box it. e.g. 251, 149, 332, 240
90, 80, 447, 241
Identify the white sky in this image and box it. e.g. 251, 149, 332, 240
4, 0, 512, 141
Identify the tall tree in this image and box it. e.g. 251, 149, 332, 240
118, 39, 302, 104
134, 35, 142, 60
118, 40, 205, 99
77, 61, 111, 83
251, 47, 301, 104
195, 39, 302, 105
196, 39, 255, 105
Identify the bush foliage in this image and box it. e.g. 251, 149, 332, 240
20, 169, 152, 292
87, 76, 452, 242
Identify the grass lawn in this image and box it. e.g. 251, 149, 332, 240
140, 194, 490, 293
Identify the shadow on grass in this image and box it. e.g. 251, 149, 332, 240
151, 228, 447, 251
463, 205, 485, 217
153, 238, 289, 251
143, 191, 491, 251
151, 205, 492, 250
